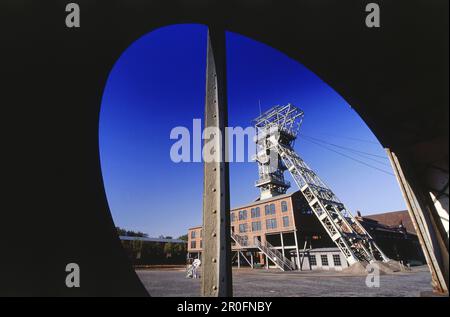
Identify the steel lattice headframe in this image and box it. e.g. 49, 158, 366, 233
253, 103, 304, 139
251, 103, 390, 265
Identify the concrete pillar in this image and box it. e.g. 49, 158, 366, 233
387, 148, 448, 293
280, 232, 285, 259
237, 251, 240, 269
201, 27, 232, 297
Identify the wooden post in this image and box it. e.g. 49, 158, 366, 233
387, 149, 448, 294
294, 230, 301, 270
300, 241, 308, 269
201, 26, 232, 297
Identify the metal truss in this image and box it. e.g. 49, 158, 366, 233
253, 104, 389, 265
253, 104, 304, 138
253, 104, 304, 198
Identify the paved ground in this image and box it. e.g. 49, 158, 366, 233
136, 265, 433, 297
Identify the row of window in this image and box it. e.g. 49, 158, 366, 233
309, 254, 341, 266
232, 201, 288, 222
237, 216, 290, 233
190, 240, 202, 249
190, 229, 203, 239
193, 243, 342, 267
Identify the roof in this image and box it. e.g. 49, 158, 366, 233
308, 248, 341, 253
364, 210, 416, 234
119, 236, 186, 244
231, 191, 300, 211
188, 225, 202, 231
291, 247, 341, 254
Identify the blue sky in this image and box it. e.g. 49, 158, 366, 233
99, 24, 406, 238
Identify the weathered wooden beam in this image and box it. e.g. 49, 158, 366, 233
387, 148, 449, 294
201, 26, 232, 297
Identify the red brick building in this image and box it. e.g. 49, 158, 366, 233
358, 210, 425, 265
188, 191, 348, 270
188, 225, 203, 260
188, 192, 425, 271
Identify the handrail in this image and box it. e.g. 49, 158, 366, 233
231, 232, 296, 271
265, 239, 296, 269
254, 238, 296, 270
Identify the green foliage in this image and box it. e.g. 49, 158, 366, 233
116, 226, 148, 238
178, 234, 188, 241
118, 228, 187, 265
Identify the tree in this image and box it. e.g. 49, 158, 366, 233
116, 227, 148, 237
178, 234, 188, 241
164, 242, 174, 258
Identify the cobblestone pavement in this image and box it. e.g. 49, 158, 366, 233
136, 265, 432, 297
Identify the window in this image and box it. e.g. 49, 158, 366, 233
200, 240, 203, 248
265, 203, 276, 215
282, 216, 289, 227
281, 201, 288, 212
239, 223, 248, 233
231, 212, 235, 222
251, 207, 260, 218
239, 210, 247, 220
251, 221, 261, 232
191, 231, 196, 239
333, 254, 341, 266
200, 229, 203, 238
309, 255, 317, 266
266, 218, 277, 229
191, 241, 196, 249
321, 255, 329, 266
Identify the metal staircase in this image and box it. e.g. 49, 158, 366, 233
231, 232, 296, 271
253, 104, 390, 266
254, 238, 296, 271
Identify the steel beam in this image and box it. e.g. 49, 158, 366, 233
201, 27, 232, 297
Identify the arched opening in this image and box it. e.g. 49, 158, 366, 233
99, 24, 431, 296
4, 1, 447, 297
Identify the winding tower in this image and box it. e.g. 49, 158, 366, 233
252, 104, 389, 265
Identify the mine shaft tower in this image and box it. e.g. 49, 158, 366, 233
253, 104, 389, 265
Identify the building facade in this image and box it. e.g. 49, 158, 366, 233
358, 211, 425, 265
187, 192, 424, 271
188, 225, 203, 260
188, 190, 350, 270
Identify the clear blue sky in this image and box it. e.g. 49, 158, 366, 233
99, 24, 406, 238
